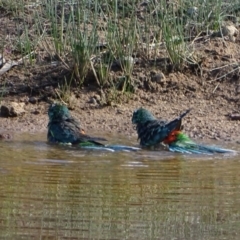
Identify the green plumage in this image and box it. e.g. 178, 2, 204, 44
169, 132, 235, 154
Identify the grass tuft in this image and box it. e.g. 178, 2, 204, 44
0, 0, 240, 102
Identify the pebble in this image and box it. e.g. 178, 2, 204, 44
28, 97, 37, 104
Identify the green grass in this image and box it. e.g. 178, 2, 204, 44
0, 0, 239, 101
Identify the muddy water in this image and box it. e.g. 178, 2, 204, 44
0, 133, 240, 239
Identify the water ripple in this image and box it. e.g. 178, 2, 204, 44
0, 133, 240, 239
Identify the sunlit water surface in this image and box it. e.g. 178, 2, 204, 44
0, 133, 240, 240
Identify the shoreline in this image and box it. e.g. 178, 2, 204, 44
0, 89, 239, 144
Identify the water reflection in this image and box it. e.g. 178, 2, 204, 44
0, 133, 240, 239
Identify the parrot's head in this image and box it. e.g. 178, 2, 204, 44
48, 103, 70, 121
132, 107, 156, 124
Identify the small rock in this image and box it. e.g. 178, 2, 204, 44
150, 71, 166, 83
31, 109, 41, 115
0, 132, 13, 140
222, 25, 238, 36
116, 108, 124, 114
143, 79, 158, 91
94, 94, 101, 102
28, 97, 37, 104
221, 25, 239, 42
89, 96, 98, 105
0, 102, 25, 117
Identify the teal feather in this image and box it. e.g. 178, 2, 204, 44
82, 145, 140, 152
168, 132, 235, 154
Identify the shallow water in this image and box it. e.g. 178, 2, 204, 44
0, 133, 240, 240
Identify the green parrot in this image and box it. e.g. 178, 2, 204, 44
47, 103, 106, 146
132, 107, 191, 147
47, 103, 140, 152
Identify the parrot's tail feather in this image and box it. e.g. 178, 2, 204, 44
169, 146, 201, 154
82, 146, 115, 152
179, 108, 192, 119
81, 145, 141, 152
166, 109, 192, 133
197, 145, 236, 154
106, 145, 141, 152
169, 143, 236, 155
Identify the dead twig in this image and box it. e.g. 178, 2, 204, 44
209, 64, 240, 83
0, 51, 36, 76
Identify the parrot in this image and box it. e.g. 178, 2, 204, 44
132, 107, 191, 147
47, 103, 106, 146
47, 103, 140, 152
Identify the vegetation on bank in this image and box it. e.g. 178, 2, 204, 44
0, 0, 239, 103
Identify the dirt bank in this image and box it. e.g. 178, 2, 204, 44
0, 82, 239, 144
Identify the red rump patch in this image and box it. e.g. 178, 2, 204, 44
163, 130, 181, 144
